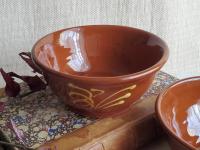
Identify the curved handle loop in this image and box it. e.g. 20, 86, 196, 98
19, 52, 42, 74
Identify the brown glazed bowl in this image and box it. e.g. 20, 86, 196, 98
31, 25, 168, 118
156, 77, 200, 150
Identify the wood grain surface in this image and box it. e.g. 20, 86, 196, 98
38, 95, 164, 150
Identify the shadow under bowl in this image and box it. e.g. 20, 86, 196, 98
32, 25, 168, 118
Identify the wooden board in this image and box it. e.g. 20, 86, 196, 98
38, 95, 163, 150
141, 137, 170, 150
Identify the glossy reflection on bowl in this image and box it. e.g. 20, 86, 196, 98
156, 77, 200, 150
32, 25, 168, 118
33, 26, 165, 77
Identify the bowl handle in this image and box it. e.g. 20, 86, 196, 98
19, 52, 42, 74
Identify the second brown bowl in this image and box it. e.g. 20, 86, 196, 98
156, 77, 200, 150
31, 25, 168, 118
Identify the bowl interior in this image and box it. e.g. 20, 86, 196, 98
158, 78, 200, 148
33, 25, 167, 77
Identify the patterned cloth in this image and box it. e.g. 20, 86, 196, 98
0, 71, 177, 148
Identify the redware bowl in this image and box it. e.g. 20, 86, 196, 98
156, 77, 200, 150
31, 25, 168, 118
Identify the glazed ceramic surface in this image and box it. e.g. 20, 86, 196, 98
156, 77, 200, 150
32, 25, 168, 118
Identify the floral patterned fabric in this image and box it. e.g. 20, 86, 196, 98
0, 71, 177, 148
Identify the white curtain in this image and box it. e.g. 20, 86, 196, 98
0, 0, 200, 86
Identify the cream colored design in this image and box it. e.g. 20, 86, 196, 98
38, 131, 48, 139
0, 97, 7, 102
68, 83, 136, 110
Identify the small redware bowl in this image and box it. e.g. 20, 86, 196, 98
156, 77, 200, 150
31, 25, 168, 118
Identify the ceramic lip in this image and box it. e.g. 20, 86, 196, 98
31, 25, 169, 83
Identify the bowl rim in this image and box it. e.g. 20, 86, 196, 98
31, 24, 169, 82
156, 76, 200, 150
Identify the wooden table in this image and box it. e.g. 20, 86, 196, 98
141, 137, 170, 150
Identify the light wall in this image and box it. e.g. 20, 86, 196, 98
0, 0, 200, 86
